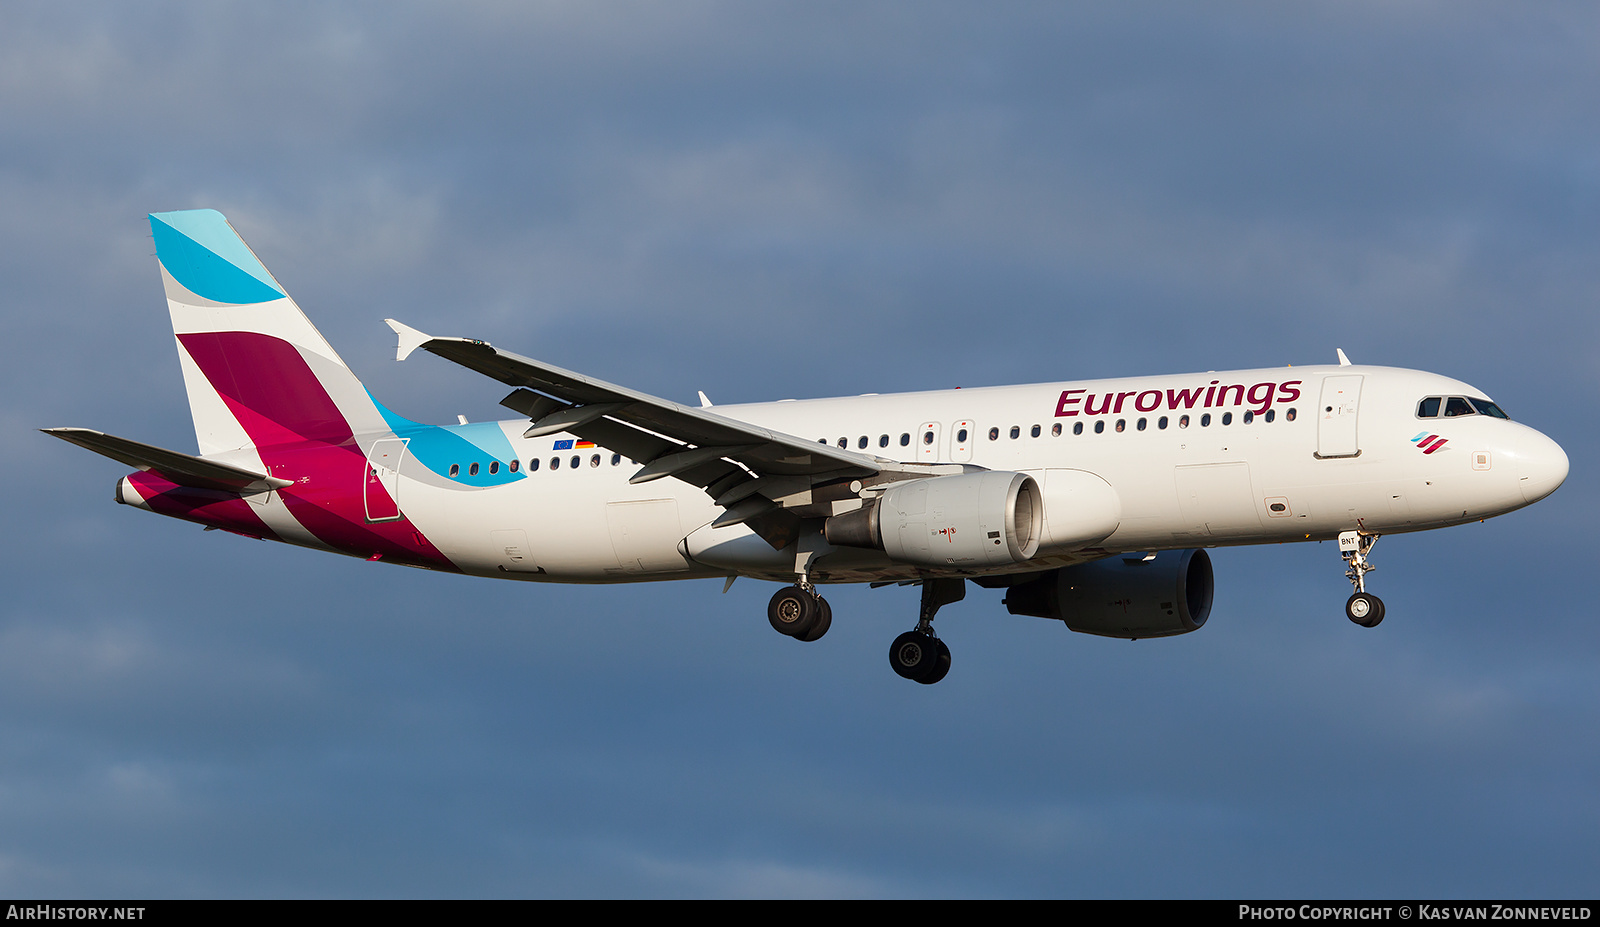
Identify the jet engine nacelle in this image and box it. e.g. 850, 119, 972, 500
825, 471, 1043, 568
1027, 468, 1122, 551
1001, 548, 1213, 639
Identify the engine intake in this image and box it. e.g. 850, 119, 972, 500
825, 471, 1043, 568
1002, 549, 1213, 638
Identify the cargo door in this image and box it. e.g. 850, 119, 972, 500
606, 499, 689, 573
1175, 462, 1262, 536
490, 528, 542, 574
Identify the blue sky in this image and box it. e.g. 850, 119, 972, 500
4, 2, 1597, 897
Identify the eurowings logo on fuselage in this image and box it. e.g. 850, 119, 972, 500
1054, 379, 1304, 417
1411, 432, 1449, 454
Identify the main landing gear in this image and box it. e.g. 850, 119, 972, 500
1339, 529, 1385, 628
888, 578, 963, 685
764, 576, 963, 685
768, 583, 832, 642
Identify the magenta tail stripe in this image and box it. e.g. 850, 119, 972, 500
129, 472, 282, 541
178, 331, 354, 446
173, 329, 459, 570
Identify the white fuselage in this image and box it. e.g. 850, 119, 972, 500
350, 363, 1565, 584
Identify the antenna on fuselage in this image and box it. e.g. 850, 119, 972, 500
1336, 348, 1352, 366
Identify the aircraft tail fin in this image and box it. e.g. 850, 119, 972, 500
150, 209, 387, 455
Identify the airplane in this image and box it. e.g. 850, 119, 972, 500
44, 209, 1570, 684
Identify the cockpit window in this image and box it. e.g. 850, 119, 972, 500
1418, 395, 1510, 420
1469, 398, 1510, 419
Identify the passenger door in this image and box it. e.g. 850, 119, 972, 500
1316, 376, 1363, 459
364, 438, 407, 522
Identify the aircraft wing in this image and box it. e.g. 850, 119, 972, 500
387, 320, 887, 547
41, 427, 291, 494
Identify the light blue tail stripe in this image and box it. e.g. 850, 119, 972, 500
369, 394, 524, 488
150, 209, 285, 305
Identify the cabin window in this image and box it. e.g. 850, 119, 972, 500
1073, 422, 1083, 435
900, 433, 911, 446
590, 454, 601, 468
1179, 415, 1190, 429
469, 462, 480, 476
612, 454, 622, 466
838, 437, 848, 448
1158, 416, 1169, 430
449, 463, 460, 477
1030, 424, 1041, 438
1201, 414, 1212, 427
550, 457, 560, 470
570, 456, 580, 469
1052, 423, 1062, 436
1115, 419, 1125, 432
1243, 411, 1253, 424
509, 459, 519, 473
923, 430, 934, 445
879, 435, 889, 447
1417, 397, 1441, 418
989, 427, 999, 441
1286, 408, 1297, 421
488, 461, 499, 474
858, 436, 868, 449
1009, 426, 1020, 439
1264, 409, 1275, 423
956, 428, 968, 443
1222, 412, 1232, 425
1094, 421, 1105, 434
1137, 418, 1147, 431
528, 458, 540, 471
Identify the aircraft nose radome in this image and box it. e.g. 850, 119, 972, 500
1519, 430, 1569, 505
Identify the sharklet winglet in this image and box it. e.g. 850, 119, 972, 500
385, 319, 434, 362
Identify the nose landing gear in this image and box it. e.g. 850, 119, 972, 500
1340, 530, 1385, 627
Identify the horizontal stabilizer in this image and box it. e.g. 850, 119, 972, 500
41, 427, 291, 493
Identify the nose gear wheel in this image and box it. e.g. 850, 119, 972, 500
1339, 530, 1385, 628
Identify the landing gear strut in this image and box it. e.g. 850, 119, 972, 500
768, 583, 831, 642
888, 578, 962, 685
1339, 530, 1385, 627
